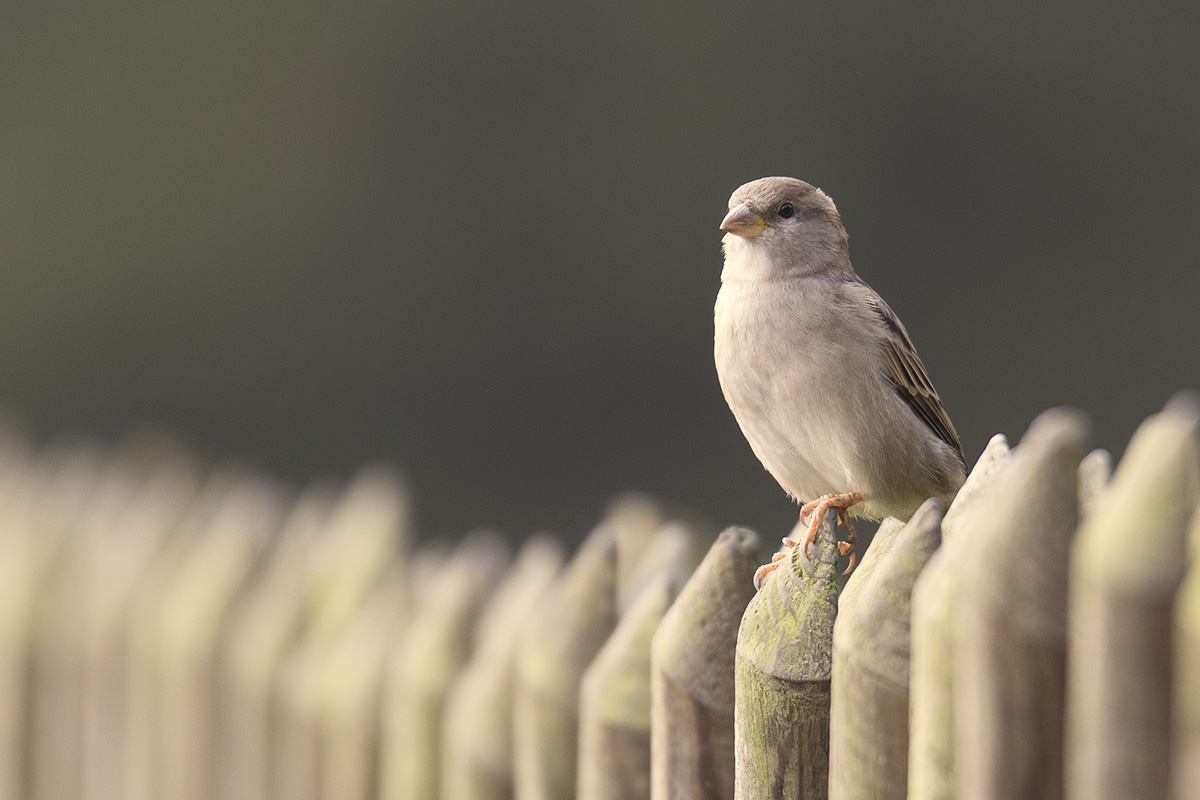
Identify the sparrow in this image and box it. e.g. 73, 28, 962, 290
713, 177, 965, 587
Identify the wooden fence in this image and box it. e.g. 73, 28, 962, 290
0, 393, 1197, 800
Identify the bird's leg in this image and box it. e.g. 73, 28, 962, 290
752, 537, 797, 590
800, 492, 864, 572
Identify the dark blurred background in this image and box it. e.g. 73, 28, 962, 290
1, 1, 1197, 544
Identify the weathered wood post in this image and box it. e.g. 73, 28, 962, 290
650, 526, 760, 800
1066, 393, 1200, 800
955, 409, 1092, 800
441, 535, 563, 800
578, 575, 677, 800
908, 434, 1012, 800
829, 498, 943, 799
513, 524, 619, 800
734, 512, 838, 799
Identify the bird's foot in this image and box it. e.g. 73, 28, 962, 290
753, 537, 797, 590
800, 492, 864, 575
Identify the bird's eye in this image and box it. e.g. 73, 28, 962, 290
778, 203, 795, 219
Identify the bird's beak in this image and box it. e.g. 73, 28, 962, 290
720, 202, 765, 238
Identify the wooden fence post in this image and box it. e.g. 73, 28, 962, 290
734, 511, 838, 799
955, 408, 1092, 800
908, 433, 1012, 800
441, 535, 563, 800
379, 530, 509, 800
1066, 393, 1200, 800
216, 484, 334, 800
829, 498, 943, 799
651, 526, 760, 800
1, 444, 103, 800
578, 575, 677, 800
319, 568, 409, 800
268, 469, 412, 800
513, 524, 619, 800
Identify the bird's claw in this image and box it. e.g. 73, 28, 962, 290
797, 492, 863, 575
753, 493, 864, 589
752, 537, 799, 590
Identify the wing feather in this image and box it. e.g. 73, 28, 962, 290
859, 287, 965, 464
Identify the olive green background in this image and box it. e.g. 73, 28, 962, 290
2, 1, 1197, 542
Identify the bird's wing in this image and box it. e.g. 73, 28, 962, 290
855, 284, 965, 464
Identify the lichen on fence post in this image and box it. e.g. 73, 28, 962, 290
513, 524, 619, 800
1066, 393, 1200, 800
733, 511, 838, 799
908, 433, 1011, 800
829, 499, 943, 800
651, 526, 760, 800
955, 409, 1092, 800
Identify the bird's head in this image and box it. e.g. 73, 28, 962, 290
720, 177, 851, 280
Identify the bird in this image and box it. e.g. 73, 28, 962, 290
713, 177, 965, 588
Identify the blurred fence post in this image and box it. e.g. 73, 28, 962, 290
78, 440, 199, 800
908, 433, 1011, 800
0, 444, 102, 800
1066, 393, 1200, 800
146, 479, 285, 800
441, 535, 563, 800
216, 484, 334, 800
379, 530, 509, 800
319, 568, 409, 800
513, 525, 618, 800
955, 409, 1091, 800
270, 468, 412, 800
578, 575, 677, 800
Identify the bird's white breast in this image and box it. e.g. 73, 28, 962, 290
714, 244, 875, 502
